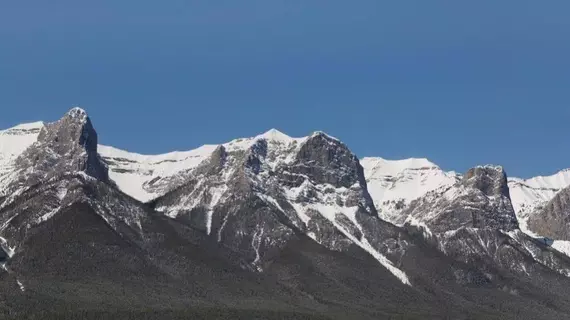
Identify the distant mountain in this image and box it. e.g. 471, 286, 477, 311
360, 157, 460, 224
509, 170, 570, 233
361, 156, 570, 234
2, 108, 570, 319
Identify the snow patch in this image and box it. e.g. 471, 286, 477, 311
251, 226, 264, 271
0, 236, 15, 258
552, 241, 570, 258
0, 121, 44, 193
99, 144, 218, 202
16, 279, 25, 292
56, 187, 68, 200
37, 207, 61, 223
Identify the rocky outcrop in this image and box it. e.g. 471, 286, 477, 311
507, 170, 570, 232
403, 165, 518, 233
12, 107, 108, 189
290, 133, 366, 188
281, 132, 377, 216
528, 187, 570, 240
0, 109, 143, 257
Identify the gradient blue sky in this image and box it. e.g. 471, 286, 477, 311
1, 1, 569, 178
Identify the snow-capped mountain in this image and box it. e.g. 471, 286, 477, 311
528, 183, 570, 240
508, 170, 570, 233
403, 165, 519, 233
0, 108, 148, 253
4, 118, 568, 229
1, 114, 569, 245
361, 156, 570, 235
149, 129, 412, 283
4, 108, 570, 319
360, 157, 460, 224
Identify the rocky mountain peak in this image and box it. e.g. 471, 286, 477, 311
360, 157, 460, 225
65, 106, 89, 123
293, 131, 364, 189
463, 165, 510, 199
402, 165, 518, 233
38, 107, 97, 153
528, 186, 570, 240
13, 108, 108, 186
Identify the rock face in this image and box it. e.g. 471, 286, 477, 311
403, 165, 519, 233
528, 187, 570, 240
508, 170, 570, 232
399, 165, 570, 301
0, 109, 144, 257
5, 108, 108, 194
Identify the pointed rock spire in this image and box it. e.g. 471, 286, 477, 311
14, 107, 108, 185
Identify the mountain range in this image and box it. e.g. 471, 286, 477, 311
1, 108, 570, 319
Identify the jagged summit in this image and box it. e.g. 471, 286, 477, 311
11, 108, 108, 187
98, 128, 350, 203
65, 106, 89, 123
42, 107, 98, 152
463, 165, 510, 198
473, 164, 504, 171
402, 164, 518, 232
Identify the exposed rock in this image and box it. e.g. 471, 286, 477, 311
528, 187, 570, 240
403, 165, 518, 233
13, 107, 108, 189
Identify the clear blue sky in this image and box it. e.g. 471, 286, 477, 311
1, 1, 569, 178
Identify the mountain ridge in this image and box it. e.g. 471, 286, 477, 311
3, 116, 570, 241
3, 108, 570, 319
3, 116, 570, 237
